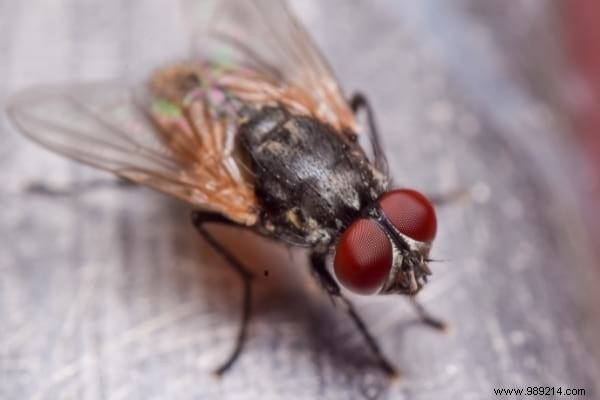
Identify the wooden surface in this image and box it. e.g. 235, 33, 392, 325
2, 1, 600, 399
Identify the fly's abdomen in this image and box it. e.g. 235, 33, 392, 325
239, 106, 382, 245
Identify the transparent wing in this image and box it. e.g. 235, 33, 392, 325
7, 0, 360, 227
7, 83, 258, 225
181, 0, 358, 133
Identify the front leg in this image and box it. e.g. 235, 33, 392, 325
409, 296, 448, 331
349, 92, 389, 176
309, 251, 398, 377
190, 211, 254, 376
428, 187, 473, 208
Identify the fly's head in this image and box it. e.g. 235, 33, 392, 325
333, 189, 437, 296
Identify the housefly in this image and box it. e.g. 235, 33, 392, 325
7, 0, 445, 377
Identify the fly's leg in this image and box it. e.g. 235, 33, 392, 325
310, 251, 398, 377
428, 187, 472, 208
25, 178, 134, 197
190, 211, 254, 376
408, 296, 447, 331
351, 92, 472, 209
352, 95, 449, 333
349, 92, 388, 175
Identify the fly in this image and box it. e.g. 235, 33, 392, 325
7, 0, 446, 378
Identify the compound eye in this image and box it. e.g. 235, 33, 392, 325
378, 189, 437, 242
334, 219, 393, 295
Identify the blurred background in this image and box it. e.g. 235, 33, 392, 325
1, 1, 600, 399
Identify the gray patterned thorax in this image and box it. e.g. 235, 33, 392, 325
238, 106, 388, 247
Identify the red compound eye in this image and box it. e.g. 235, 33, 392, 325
334, 219, 392, 295
378, 189, 437, 242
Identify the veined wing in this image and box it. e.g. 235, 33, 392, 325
7, 0, 364, 226
7, 82, 258, 225
182, 0, 358, 134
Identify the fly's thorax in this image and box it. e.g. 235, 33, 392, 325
238, 106, 387, 247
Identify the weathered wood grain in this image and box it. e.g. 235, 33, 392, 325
2, 1, 599, 399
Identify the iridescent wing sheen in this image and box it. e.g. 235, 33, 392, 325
7, 0, 357, 226
182, 0, 359, 133
7, 82, 258, 225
